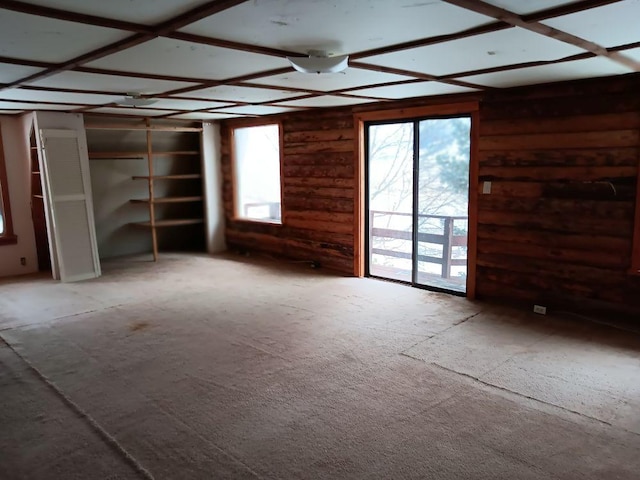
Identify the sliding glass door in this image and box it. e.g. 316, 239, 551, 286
366, 116, 471, 294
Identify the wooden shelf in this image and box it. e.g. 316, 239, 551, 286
89, 150, 198, 159
89, 152, 144, 160
133, 219, 204, 227
85, 124, 202, 132
130, 196, 203, 204
98, 117, 205, 261
132, 174, 201, 180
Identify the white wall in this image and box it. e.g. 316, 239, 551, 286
0, 115, 38, 277
202, 122, 226, 253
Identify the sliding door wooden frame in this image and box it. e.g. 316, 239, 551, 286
354, 101, 479, 299
631, 153, 640, 275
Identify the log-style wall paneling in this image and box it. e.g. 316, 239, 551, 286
221, 109, 356, 274
476, 74, 640, 312
221, 73, 640, 314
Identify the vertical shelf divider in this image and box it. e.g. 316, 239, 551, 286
146, 118, 159, 261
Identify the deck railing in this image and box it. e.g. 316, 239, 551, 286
243, 202, 281, 221
369, 210, 467, 279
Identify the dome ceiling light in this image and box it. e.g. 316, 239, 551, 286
287, 50, 349, 74
118, 93, 158, 107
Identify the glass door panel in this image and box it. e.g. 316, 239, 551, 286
367, 122, 414, 282
416, 117, 471, 293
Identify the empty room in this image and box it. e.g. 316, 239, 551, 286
1, 1, 639, 479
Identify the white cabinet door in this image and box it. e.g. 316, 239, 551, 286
39, 129, 101, 282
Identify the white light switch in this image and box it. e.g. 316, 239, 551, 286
482, 181, 492, 194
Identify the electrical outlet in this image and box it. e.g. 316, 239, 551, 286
482, 181, 492, 194
20, 257, 26, 266
533, 304, 547, 315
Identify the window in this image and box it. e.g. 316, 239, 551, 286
231, 123, 282, 224
0, 127, 17, 245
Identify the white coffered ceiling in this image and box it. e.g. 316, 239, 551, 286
0, 0, 637, 120
180, 0, 491, 54
86, 38, 292, 80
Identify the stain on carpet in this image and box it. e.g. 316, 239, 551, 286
129, 321, 150, 332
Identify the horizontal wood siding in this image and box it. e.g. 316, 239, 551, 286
477, 75, 640, 312
221, 109, 355, 274
221, 73, 640, 313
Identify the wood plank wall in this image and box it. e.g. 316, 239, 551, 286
476, 75, 640, 312
220, 73, 640, 313
221, 108, 356, 273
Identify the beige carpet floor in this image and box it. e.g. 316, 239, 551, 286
1, 253, 639, 479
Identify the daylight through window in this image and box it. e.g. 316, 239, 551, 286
232, 123, 282, 224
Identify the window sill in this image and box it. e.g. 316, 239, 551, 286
232, 218, 283, 226
0, 234, 18, 246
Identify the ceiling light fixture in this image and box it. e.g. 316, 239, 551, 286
118, 93, 158, 107
287, 50, 349, 74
